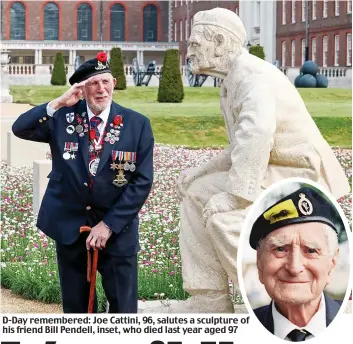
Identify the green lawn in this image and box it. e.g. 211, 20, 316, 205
10, 86, 352, 148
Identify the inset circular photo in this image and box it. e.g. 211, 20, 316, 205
238, 178, 352, 341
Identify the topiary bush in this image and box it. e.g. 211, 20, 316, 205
110, 47, 127, 90
249, 45, 265, 60
50, 52, 66, 86
157, 49, 184, 103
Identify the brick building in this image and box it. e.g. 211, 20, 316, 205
277, 0, 352, 67
1, 0, 174, 67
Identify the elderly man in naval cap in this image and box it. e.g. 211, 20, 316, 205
146, 8, 349, 314
250, 186, 344, 341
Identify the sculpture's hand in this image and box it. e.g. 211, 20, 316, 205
176, 166, 203, 201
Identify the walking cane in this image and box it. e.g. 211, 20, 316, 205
80, 225, 99, 313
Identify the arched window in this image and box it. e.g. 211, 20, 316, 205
44, 2, 59, 40
110, 4, 125, 41
10, 2, 25, 40
143, 4, 157, 42
77, 3, 92, 41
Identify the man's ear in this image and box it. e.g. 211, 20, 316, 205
113, 78, 117, 88
214, 33, 225, 57
256, 250, 264, 285
328, 248, 339, 277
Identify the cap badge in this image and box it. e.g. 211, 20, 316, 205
298, 193, 313, 215
95, 60, 107, 71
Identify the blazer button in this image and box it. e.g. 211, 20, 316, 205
86, 206, 91, 210
84, 182, 88, 186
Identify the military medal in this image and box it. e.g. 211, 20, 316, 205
76, 124, 84, 134
89, 158, 100, 176
129, 163, 136, 172
124, 162, 130, 171
66, 125, 75, 134
66, 112, 75, 123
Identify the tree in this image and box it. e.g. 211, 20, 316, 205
51, 52, 66, 85
157, 49, 184, 103
249, 45, 266, 60
110, 47, 126, 90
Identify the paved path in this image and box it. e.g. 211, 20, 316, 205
0, 103, 33, 118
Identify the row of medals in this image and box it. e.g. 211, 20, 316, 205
63, 112, 121, 165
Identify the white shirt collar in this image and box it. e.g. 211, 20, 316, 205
272, 293, 326, 340
86, 102, 111, 125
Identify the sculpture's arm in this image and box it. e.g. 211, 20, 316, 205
176, 145, 233, 200
203, 74, 276, 217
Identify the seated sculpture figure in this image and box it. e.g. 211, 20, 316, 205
148, 8, 350, 313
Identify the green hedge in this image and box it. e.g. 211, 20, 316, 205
51, 52, 67, 85
249, 45, 265, 60
110, 47, 127, 90
158, 49, 184, 103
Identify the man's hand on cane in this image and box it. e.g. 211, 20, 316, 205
86, 221, 112, 250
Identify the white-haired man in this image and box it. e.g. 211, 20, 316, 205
166, 8, 349, 313
249, 186, 343, 341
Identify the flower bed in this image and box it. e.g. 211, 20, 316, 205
1, 145, 351, 311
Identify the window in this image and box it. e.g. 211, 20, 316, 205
254, 1, 260, 27
301, 39, 306, 64
347, 33, 352, 66
10, 2, 25, 40
143, 4, 158, 42
185, 19, 187, 41
282, 0, 286, 25
335, 0, 340, 15
334, 35, 339, 66
174, 21, 177, 41
323, 0, 328, 18
235, 6, 239, 15
302, 0, 305, 21
44, 3, 59, 40
348, 0, 352, 13
282, 41, 287, 66
292, 0, 296, 23
77, 4, 92, 41
312, 0, 316, 19
323, 36, 328, 67
312, 38, 317, 62
180, 20, 182, 41
291, 40, 296, 66
110, 4, 125, 41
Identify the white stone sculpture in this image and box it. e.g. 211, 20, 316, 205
145, 8, 350, 314
1, 50, 14, 103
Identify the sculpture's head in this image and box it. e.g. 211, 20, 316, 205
187, 8, 246, 78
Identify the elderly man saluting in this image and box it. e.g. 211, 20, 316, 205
12, 52, 154, 313
250, 186, 344, 341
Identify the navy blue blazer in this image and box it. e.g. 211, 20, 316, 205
12, 100, 154, 255
253, 292, 343, 334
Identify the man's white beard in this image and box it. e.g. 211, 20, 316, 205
88, 100, 110, 114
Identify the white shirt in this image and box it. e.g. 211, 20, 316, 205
86, 102, 111, 143
46, 102, 111, 143
272, 293, 326, 341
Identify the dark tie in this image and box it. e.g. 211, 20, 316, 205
88, 116, 103, 187
287, 329, 312, 342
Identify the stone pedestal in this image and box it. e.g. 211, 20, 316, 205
7, 131, 49, 167
1, 50, 13, 103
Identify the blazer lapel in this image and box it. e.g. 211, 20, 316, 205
96, 102, 125, 176
76, 100, 90, 175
